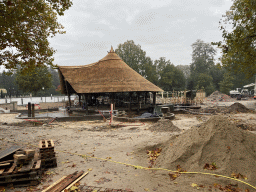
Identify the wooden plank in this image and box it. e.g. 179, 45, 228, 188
45, 140, 48, 148
50, 140, 54, 147
39, 140, 42, 148
18, 160, 33, 172
0, 169, 5, 174
44, 171, 84, 192
7, 163, 16, 174
41, 176, 67, 192
34, 160, 41, 169
55, 171, 84, 192
0, 160, 14, 164
62, 172, 89, 192
0, 163, 10, 167
0, 146, 21, 161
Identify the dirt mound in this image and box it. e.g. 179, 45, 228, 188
199, 103, 253, 114
149, 119, 181, 132
156, 115, 256, 186
228, 102, 251, 113
207, 91, 231, 101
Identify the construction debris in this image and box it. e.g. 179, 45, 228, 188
42, 171, 87, 192
0, 149, 42, 187
0, 146, 21, 162
0, 139, 58, 188
78, 185, 134, 192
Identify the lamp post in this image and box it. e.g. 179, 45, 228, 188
42, 87, 46, 102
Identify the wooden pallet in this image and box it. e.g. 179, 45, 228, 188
39, 140, 54, 149
39, 140, 57, 169
0, 160, 41, 186
41, 157, 57, 168
41, 152, 56, 159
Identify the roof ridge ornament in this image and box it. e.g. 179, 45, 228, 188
109, 46, 115, 53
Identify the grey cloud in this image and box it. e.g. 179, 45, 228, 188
50, 0, 232, 66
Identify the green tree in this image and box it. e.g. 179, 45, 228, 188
219, 73, 234, 95
195, 73, 215, 95
115, 40, 157, 83
189, 39, 217, 95
0, 0, 72, 73
209, 64, 225, 90
0, 71, 19, 96
215, 0, 256, 78
16, 66, 52, 96
190, 39, 216, 74
154, 57, 185, 91
176, 65, 190, 87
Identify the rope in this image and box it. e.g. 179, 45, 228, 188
5, 139, 256, 190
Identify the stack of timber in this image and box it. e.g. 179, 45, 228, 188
42, 171, 87, 192
79, 186, 134, 192
39, 139, 57, 169
0, 148, 42, 187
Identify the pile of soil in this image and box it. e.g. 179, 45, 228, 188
149, 119, 181, 132
156, 115, 256, 186
228, 102, 251, 113
207, 91, 231, 101
200, 103, 252, 114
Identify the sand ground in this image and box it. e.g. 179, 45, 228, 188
0, 100, 256, 192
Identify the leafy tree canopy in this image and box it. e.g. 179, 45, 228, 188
115, 40, 158, 83
191, 39, 216, 75
215, 0, 256, 78
154, 57, 185, 91
219, 73, 234, 95
0, 0, 72, 73
188, 39, 217, 95
194, 73, 215, 95
116, 40, 148, 74
16, 66, 52, 95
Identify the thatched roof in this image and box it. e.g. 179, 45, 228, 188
58, 47, 163, 94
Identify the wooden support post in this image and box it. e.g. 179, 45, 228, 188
68, 93, 71, 108
32, 104, 35, 117
129, 92, 132, 111
137, 92, 140, 113
65, 80, 71, 108
28, 102, 31, 117
85, 94, 88, 115
78, 94, 81, 106
110, 103, 113, 125
153, 92, 156, 106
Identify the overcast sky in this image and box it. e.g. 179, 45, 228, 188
50, 0, 233, 67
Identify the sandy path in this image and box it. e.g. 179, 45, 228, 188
1, 114, 197, 192
1, 112, 256, 192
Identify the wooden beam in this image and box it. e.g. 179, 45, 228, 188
43, 171, 84, 192
42, 176, 67, 192
62, 171, 89, 192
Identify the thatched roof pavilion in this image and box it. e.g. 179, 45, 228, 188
58, 47, 163, 95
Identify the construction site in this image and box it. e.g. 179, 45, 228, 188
0, 48, 256, 192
